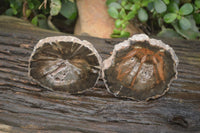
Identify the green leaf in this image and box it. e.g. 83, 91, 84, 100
141, 0, 153, 7
125, 10, 136, 20
122, 23, 127, 29
5, 8, 14, 16
131, 4, 140, 11
195, 0, 200, 8
12, 8, 18, 15
108, 2, 121, 9
31, 16, 38, 26
115, 19, 122, 28
163, 0, 170, 4
27, 1, 34, 9
37, 14, 49, 29
10, 3, 14, 8
25, 9, 32, 18
120, 31, 130, 37
147, 2, 154, 12
154, 0, 167, 13
106, 0, 117, 6
179, 3, 193, 15
108, 7, 119, 19
172, 22, 200, 40
60, 0, 77, 20
174, 0, 180, 4
10, 0, 23, 10
164, 13, 177, 23
138, 8, 148, 22
121, 0, 127, 7
186, 15, 199, 32
167, 2, 179, 13
194, 13, 200, 24
157, 28, 182, 38
179, 17, 191, 30
119, 8, 126, 18
32, 0, 41, 8
113, 29, 121, 34
177, 14, 181, 20
124, 4, 132, 10
50, 0, 62, 16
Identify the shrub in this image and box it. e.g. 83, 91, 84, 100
3, 0, 77, 30
106, 0, 200, 39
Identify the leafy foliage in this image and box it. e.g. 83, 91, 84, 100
3, 0, 77, 30
107, 0, 200, 39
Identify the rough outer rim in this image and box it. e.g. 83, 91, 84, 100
28, 36, 102, 93
102, 34, 179, 101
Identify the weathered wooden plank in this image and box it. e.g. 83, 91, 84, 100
0, 16, 200, 133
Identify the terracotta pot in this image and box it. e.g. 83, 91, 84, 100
74, 0, 142, 38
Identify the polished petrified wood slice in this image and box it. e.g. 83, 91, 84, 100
103, 34, 179, 101
28, 36, 102, 93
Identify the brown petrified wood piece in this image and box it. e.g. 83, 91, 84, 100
29, 36, 102, 93
103, 34, 179, 101
0, 16, 200, 133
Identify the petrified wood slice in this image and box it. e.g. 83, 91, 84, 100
28, 36, 102, 93
103, 34, 179, 101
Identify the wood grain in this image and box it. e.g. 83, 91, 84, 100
0, 16, 200, 133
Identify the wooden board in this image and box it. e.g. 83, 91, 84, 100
0, 16, 200, 133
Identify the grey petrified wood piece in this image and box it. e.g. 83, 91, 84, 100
28, 36, 102, 93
